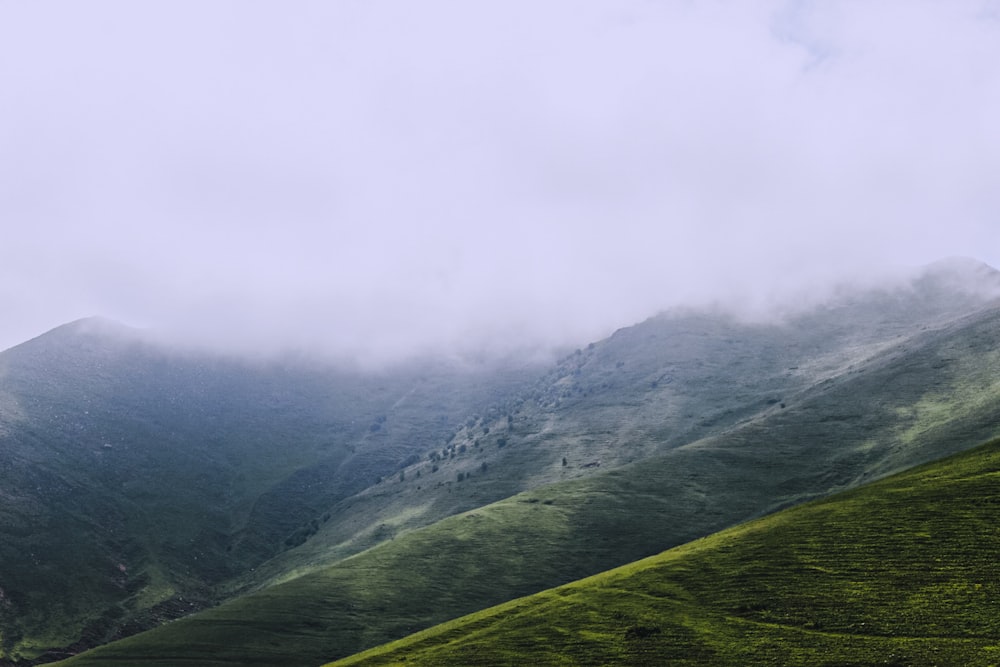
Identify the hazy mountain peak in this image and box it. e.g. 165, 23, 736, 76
918, 255, 1000, 287
908, 256, 1000, 309
60, 315, 139, 337
0, 316, 147, 366
13, 316, 136, 344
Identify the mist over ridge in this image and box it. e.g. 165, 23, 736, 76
4, 2, 1000, 361
8, 256, 998, 369
139, 256, 998, 365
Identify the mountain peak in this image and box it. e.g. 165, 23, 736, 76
922, 255, 999, 278
0, 316, 145, 365
914, 256, 1000, 300
59, 315, 139, 338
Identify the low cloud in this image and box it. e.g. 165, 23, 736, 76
2, 1, 999, 361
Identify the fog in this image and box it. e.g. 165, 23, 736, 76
2, 1, 999, 361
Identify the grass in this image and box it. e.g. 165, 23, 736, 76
49, 426, 1000, 667
47, 305, 1000, 666
332, 437, 1000, 666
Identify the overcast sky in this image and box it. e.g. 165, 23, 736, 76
2, 1, 999, 361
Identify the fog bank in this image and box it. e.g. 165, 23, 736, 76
2, 2, 999, 360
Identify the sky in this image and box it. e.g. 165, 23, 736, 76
2, 1, 999, 361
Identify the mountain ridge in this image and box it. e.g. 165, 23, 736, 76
245, 258, 1000, 586
36, 258, 1000, 665
0, 324, 543, 664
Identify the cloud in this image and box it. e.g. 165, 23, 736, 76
2, 1, 999, 360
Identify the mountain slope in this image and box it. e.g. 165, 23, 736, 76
0, 320, 539, 664
50, 271, 1000, 666
230, 259, 1000, 593
333, 437, 1000, 666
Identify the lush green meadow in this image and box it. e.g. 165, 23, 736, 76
334, 438, 1000, 666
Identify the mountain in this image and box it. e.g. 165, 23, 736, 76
331, 436, 1000, 666
218, 257, 1000, 594
41, 259, 1000, 666
0, 320, 540, 664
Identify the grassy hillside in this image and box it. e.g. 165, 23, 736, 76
51, 301, 1000, 666
334, 437, 1000, 666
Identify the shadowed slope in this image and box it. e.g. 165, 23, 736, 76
0, 320, 538, 664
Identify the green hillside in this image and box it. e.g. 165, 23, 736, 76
51, 299, 1000, 666
333, 437, 1000, 666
